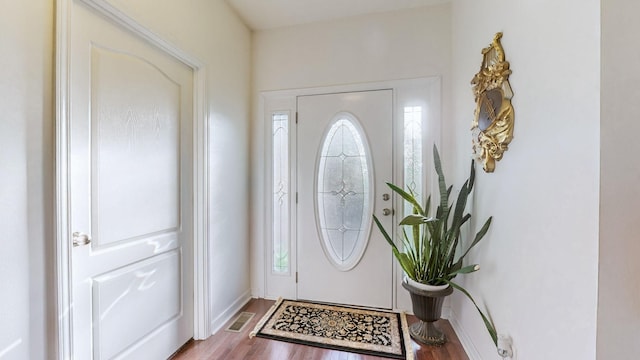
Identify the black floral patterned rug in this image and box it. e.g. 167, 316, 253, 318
249, 298, 413, 360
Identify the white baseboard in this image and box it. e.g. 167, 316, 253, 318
209, 289, 252, 335
448, 307, 482, 360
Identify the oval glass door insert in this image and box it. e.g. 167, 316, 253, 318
316, 113, 373, 271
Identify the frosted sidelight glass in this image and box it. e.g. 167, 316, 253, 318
403, 106, 423, 216
316, 115, 372, 271
272, 112, 289, 273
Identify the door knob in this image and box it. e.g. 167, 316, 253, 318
72, 232, 92, 247
382, 208, 393, 216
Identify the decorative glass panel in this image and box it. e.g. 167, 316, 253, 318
316, 115, 372, 271
403, 106, 423, 216
272, 112, 289, 273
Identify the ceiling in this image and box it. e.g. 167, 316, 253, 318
225, 0, 449, 30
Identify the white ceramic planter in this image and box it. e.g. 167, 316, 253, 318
403, 275, 450, 291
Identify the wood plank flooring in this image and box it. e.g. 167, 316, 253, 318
172, 299, 469, 360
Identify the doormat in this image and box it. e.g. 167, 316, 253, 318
249, 298, 414, 360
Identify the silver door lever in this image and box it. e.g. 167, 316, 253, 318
72, 232, 91, 247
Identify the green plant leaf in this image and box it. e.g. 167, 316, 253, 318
375, 214, 419, 280
400, 214, 434, 226
447, 264, 480, 277
433, 145, 448, 213
397, 253, 415, 280
451, 180, 470, 233
468, 160, 476, 192
373, 215, 398, 252
460, 213, 471, 226
444, 280, 498, 346
387, 183, 424, 216
458, 216, 492, 262
424, 195, 431, 217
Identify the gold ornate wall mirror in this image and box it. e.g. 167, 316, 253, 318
471, 32, 514, 173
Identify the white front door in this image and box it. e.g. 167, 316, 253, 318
69, 2, 193, 359
297, 90, 394, 309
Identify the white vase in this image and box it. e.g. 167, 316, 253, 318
403, 275, 450, 291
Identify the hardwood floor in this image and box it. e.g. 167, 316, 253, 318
172, 299, 469, 360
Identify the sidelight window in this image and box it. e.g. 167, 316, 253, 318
403, 106, 423, 215
272, 112, 289, 273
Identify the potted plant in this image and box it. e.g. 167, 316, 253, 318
373, 145, 497, 346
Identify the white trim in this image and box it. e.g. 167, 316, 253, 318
209, 290, 253, 335
448, 307, 482, 360
54, 1, 72, 357
259, 77, 439, 100
76, 0, 203, 68
54, 0, 210, 357
192, 65, 210, 340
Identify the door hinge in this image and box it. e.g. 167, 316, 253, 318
296, 192, 298, 203
295, 272, 298, 283
295, 112, 298, 124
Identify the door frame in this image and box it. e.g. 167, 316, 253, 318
54, 0, 211, 358
258, 78, 441, 310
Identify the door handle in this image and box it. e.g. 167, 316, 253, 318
382, 208, 393, 216
72, 232, 92, 247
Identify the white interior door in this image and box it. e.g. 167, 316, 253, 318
297, 90, 394, 309
69, 2, 193, 359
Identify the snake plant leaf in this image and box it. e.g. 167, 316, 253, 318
373, 215, 397, 251
424, 195, 431, 217
447, 264, 480, 277
458, 216, 493, 262
374, 214, 418, 279
400, 214, 435, 226
450, 259, 462, 273
400, 229, 419, 266
409, 224, 421, 265
396, 252, 415, 280
386, 182, 424, 216
433, 145, 448, 211
424, 220, 437, 237
445, 280, 498, 346
452, 180, 470, 230
468, 160, 476, 192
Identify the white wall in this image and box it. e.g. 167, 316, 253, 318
0, 1, 251, 358
1, 2, 54, 359
450, 1, 600, 358
250, 3, 452, 298
598, 1, 640, 358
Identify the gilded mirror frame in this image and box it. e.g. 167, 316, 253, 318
471, 32, 514, 173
